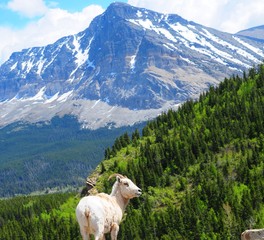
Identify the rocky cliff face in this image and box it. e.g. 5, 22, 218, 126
0, 2, 264, 128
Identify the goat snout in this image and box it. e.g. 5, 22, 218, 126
137, 188, 142, 196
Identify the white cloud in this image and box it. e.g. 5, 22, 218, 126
7, 0, 48, 18
0, 4, 104, 64
219, 0, 264, 33
127, 0, 264, 33
0, 27, 18, 63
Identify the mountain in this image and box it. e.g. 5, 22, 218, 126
1, 63, 263, 240
237, 25, 264, 41
0, 2, 264, 129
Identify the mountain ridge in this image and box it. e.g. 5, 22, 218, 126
237, 25, 264, 41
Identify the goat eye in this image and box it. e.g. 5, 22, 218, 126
124, 182, 129, 187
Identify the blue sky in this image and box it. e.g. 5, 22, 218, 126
0, 1, 126, 28
0, 0, 263, 64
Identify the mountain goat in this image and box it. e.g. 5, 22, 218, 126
76, 173, 142, 240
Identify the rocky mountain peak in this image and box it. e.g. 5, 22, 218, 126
0, 3, 264, 129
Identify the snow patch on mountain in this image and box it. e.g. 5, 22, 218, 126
130, 55, 136, 69
45, 92, 60, 103
73, 35, 89, 67
36, 58, 46, 75
169, 22, 199, 43
57, 90, 74, 103
32, 87, 46, 101
10, 62, 18, 71
128, 19, 153, 30
233, 36, 264, 58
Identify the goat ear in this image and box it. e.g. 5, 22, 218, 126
117, 176, 121, 183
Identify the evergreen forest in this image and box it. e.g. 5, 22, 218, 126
0, 63, 263, 239
0, 115, 144, 197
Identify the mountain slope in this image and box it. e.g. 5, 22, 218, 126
0, 2, 264, 129
237, 25, 264, 41
86, 63, 264, 239
0, 64, 263, 239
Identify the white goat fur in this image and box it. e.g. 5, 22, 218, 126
76, 174, 142, 240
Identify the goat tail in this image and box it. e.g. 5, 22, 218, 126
84, 207, 91, 233
85, 207, 90, 217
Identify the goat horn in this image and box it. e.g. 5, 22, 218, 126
86, 179, 95, 186
108, 173, 125, 180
